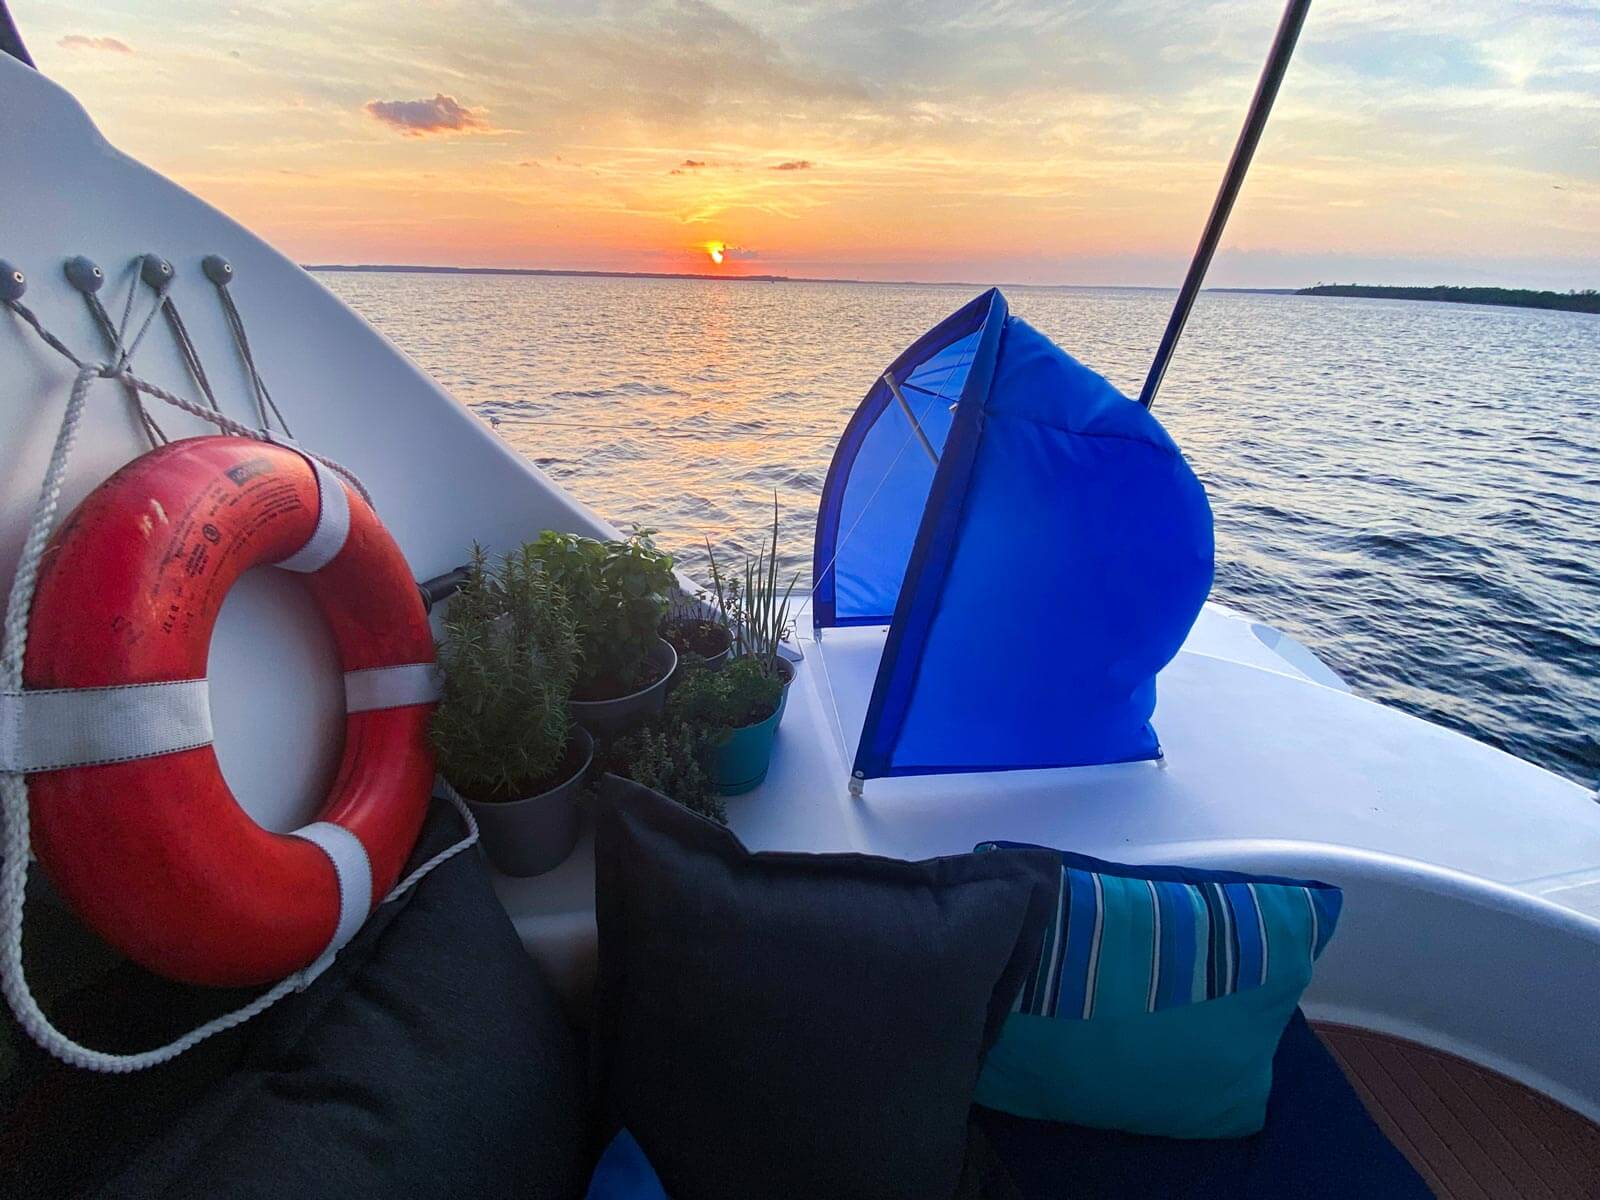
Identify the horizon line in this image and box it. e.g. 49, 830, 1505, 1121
302, 262, 1299, 293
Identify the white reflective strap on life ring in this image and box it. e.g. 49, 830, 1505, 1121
344, 663, 443, 713
288, 821, 373, 985
0, 679, 212, 773
275, 456, 351, 574
0, 662, 440, 773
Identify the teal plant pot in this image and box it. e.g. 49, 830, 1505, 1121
715, 705, 783, 796
714, 657, 795, 796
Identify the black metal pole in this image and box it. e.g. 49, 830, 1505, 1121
1138, 0, 1311, 410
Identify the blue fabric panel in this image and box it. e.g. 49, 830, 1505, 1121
972, 1010, 1432, 1199
1228, 883, 1266, 991
1155, 879, 1197, 1012
1057, 865, 1100, 1019
830, 333, 974, 623
587, 1130, 670, 1200
857, 309, 1214, 778
812, 291, 998, 629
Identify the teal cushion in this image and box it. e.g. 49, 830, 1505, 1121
973, 843, 1341, 1139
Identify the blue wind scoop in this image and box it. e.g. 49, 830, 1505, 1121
813, 288, 1214, 780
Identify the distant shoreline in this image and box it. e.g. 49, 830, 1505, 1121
1296, 284, 1598, 315
303, 266, 1597, 311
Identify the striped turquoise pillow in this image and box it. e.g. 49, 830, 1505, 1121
973, 843, 1341, 1138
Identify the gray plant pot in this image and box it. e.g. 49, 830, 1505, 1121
662, 619, 734, 675
455, 725, 592, 878
698, 643, 734, 673
667, 643, 732, 689
570, 638, 678, 738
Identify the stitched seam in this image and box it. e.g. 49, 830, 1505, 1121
11, 737, 213, 773
2, 692, 17, 771
344, 833, 372, 935
2, 679, 207, 698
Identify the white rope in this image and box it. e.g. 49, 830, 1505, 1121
387, 782, 479, 903
0, 365, 468, 1072
116, 368, 371, 507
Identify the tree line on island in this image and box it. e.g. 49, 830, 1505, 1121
1297, 284, 1599, 315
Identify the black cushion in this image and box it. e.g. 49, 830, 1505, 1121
2, 802, 588, 1200
971, 1009, 1431, 1199
592, 775, 1059, 1200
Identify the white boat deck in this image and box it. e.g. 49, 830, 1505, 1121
776, 608, 1596, 885
496, 603, 1600, 1122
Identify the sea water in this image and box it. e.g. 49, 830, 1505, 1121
319, 272, 1599, 787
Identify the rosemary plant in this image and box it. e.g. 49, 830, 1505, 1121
429, 544, 580, 802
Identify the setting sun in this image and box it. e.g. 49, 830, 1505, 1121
705, 242, 725, 266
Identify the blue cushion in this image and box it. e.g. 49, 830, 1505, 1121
974, 843, 1341, 1137
972, 1009, 1431, 1198
586, 1130, 669, 1200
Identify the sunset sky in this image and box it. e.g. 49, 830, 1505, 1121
14, 1, 1598, 288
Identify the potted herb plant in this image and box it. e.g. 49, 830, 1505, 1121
709, 495, 800, 690
661, 589, 733, 673
691, 495, 802, 792
430, 544, 589, 877
667, 656, 787, 795
604, 709, 726, 825
529, 529, 678, 736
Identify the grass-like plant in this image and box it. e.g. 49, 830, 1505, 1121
707, 494, 800, 678
430, 543, 580, 802
528, 529, 676, 698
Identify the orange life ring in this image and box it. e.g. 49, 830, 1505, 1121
20, 436, 437, 987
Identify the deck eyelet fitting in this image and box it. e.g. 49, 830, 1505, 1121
139, 253, 175, 290
202, 255, 234, 286
0, 261, 24, 302
64, 255, 105, 294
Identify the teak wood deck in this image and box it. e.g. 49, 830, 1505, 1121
1317, 1024, 1600, 1199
